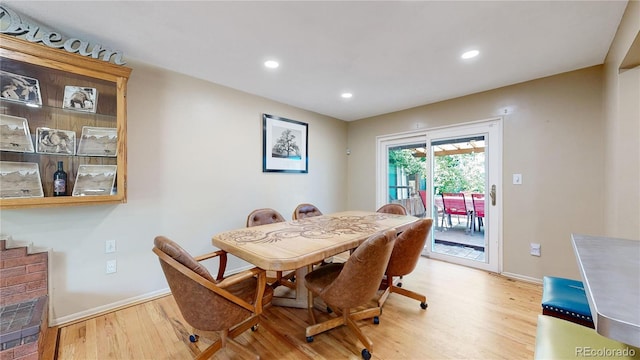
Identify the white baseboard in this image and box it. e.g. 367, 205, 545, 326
50, 288, 171, 326
50, 264, 257, 327
501, 271, 542, 284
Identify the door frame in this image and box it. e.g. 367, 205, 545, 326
376, 118, 503, 273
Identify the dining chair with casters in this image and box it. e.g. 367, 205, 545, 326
377, 218, 433, 311
304, 229, 397, 360
246, 208, 296, 290
376, 203, 408, 215
292, 203, 323, 219
153, 236, 273, 360
246, 207, 286, 227
441, 193, 471, 230
471, 193, 485, 233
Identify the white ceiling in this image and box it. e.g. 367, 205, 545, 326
3, 1, 629, 121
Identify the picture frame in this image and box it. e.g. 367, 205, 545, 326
263, 114, 308, 173
0, 161, 44, 199
72, 164, 117, 196
76, 126, 117, 157
36, 127, 76, 155
0, 70, 42, 106
63, 86, 98, 113
0, 114, 34, 153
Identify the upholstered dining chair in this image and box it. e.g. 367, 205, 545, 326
292, 203, 323, 219
153, 236, 273, 360
292, 203, 335, 265
376, 203, 408, 215
304, 229, 397, 360
377, 218, 433, 310
246, 207, 286, 227
246, 208, 295, 290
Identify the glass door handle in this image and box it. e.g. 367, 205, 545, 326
490, 185, 496, 206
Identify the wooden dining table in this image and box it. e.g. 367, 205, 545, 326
212, 210, 418, 308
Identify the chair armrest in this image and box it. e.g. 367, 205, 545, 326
217, 267, 262, 288
193, 249, 226, 262
218, 267, 268, 314
194, 249, 227, 281
153, 247, 259, 313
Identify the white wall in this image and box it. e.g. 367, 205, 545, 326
603, 0, 640, 240
0, 62, 348, 324
347, 66, 606, 281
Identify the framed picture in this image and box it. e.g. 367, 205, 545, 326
72, 164, 117, 196
76, 126, 117, 157
0, 161, 44, 199
0, 114, 34, 153
36, 127, 76, 155
0, 70, 42, 106
63, 86, 98, 113
263, 114, 308, 173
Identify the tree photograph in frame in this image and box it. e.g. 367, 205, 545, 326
0, 114, 34, 153
263, 114, 308, 173
62, 86, 98, 113
0, 161, 44, 199
0, 70, 43, 106
36, 127, 76, 155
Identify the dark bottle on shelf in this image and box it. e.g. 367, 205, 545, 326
53, 161, 67, 196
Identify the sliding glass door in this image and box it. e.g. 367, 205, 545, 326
377, 119, 502, 273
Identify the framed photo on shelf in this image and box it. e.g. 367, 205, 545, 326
262, 113, 308, 173
63, 86, 98, 113
76, 126, 117, 157
0, 161, 44, 199
0, 70, 42, 106
36, 127, 76, 155
0, 114, 34, 153
72, 164, 117, 196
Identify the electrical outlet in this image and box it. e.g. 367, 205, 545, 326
530, 243, 541, 257
105, 239, 116, 253
106, 259, 117, 274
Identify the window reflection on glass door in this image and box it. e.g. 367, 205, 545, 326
387, 143, 427, 217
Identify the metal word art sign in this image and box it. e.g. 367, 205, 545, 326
0, 5, 126, 65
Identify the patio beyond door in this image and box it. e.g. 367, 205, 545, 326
426, 120, 501, 272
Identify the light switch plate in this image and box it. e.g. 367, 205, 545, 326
513, 174, 522, 185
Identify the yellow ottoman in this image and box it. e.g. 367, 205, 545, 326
535, 315, 640, 359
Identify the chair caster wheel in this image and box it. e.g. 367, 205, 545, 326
361, 348, 371, 360
397, 282, 403, 288
291, 276, 296, 282
326, 306, 333, 313
306, 336, 314, 343
189, 334, 199, 343
251, 325, 258, 331
373, 316, 379, 325
420, 302, 428, 309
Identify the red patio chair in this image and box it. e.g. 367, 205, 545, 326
441, 193, 471, 230
471, 193, 485, 233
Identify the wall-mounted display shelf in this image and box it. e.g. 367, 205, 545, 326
0, 35, 131, 209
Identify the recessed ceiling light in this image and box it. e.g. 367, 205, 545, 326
341, 93, 353, 99
461, 50, 479, 59
264, 60, 279, 69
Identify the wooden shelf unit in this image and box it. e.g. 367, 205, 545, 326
0, 35, 131, 209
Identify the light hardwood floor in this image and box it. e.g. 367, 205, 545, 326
55, 258, 542, 359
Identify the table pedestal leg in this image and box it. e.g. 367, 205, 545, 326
271, 266, 311, 308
